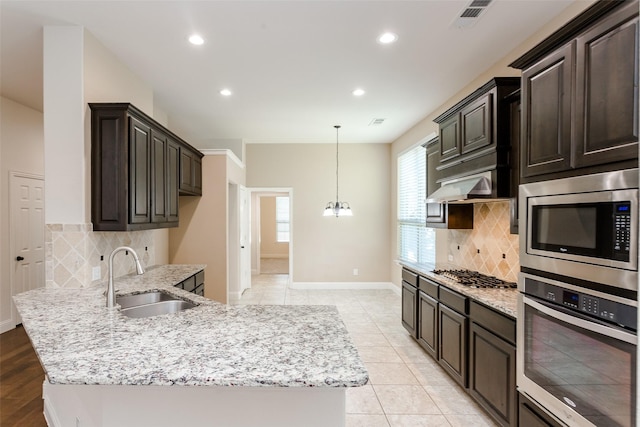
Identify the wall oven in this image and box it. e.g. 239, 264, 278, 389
518, 272, 637, 427
518, 169, 639, 426
519, 169, 638, 292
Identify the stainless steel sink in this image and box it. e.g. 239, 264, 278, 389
120, 300, 197, 318
116, 291, 178, 309
116, 290, 197, 318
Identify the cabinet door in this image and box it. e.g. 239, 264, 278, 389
179, 147, 202, 196
508, 92, 521, 234
151, 131, 168, 223
401, 282, 418, 338
521, 43, 574, 179
425, 138, 445, 226
193, 155, 203, 194
439, 115, 460, 162
461, 93, 492, 155
180, 147, 194, 193
417, 291, 438, 359
438, 304, 467, 387
574, 3, 639, 168
129, 117, 151, 224
167, 138, 180, 222
469, 322, 516, 427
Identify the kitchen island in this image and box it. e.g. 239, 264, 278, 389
13, 265, 368, 427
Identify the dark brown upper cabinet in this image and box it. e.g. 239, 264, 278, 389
90, 103, 203, 231
179, 146, 203, 196
511, 0, 639, 183
432, 77, 520, 195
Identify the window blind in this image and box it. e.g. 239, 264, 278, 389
276, 196, 290, 243
397, 145, 435, 264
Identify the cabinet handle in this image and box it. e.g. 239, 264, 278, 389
16, 256, 24, 261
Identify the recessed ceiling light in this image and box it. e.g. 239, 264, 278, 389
352, 88, 366, 97
189, 34, 204, 45
220, 89, 232, 97
377, 32, 398, 44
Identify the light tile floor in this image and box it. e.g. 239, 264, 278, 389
230, 274, 498, 427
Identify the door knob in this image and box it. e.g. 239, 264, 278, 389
16, 256, 24, 261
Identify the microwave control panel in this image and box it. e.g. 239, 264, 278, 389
613, 202, 632, 258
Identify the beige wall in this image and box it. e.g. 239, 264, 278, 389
168, 153, 247, 303
246, 143, 391, 284
260, 196, 289, 258
389, 0, 597, 288
0, 96, 45, 329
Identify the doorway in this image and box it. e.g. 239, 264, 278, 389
8, 173, 45, 329
250, 189, 293, 281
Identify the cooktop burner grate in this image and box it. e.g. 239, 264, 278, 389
432, 269, 517, 289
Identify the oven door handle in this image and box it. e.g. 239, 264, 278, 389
523, 295, 637, 345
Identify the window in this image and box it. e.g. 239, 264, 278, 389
276, 196, 290, 243
397, 144, 435, 264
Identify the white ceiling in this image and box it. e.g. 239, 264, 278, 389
1, 1, 584, 147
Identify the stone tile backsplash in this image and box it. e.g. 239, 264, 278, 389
447, 201, 519, 283
46, 224, 155, 288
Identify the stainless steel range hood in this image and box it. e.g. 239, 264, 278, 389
426, 171, 494, 203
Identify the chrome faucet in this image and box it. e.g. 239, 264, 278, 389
106, 246, 145, 308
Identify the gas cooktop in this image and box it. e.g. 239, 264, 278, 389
432, 269, 517, 289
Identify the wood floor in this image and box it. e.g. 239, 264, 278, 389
0, 325, 46, 426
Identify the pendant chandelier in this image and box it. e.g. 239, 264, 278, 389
323, 125, 353, 217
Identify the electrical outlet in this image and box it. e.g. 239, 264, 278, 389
353, 268, 359, 276
92, 266, 101, 281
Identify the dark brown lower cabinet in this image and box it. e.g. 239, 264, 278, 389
417, 291, 438, 358
174, 270, 205, 297
400, 269, 521, 427
401, 281, 418, 338
469, 300, 517, 426
469, 322, 516, 426
438, 303, 467, 387
519, 393, 563, 427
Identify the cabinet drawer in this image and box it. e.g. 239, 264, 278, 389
470, 301, 516, 345
181, 275, 197, 293
402, 269, 418, 287
194, 283, 204, 297
418, 276, 439, 299
195, 270, 205, 287
439, 286, 468, 315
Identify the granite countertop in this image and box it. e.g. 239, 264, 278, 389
400, 261, 518, 318
13, 264, 368, 388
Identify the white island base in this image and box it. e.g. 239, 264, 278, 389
43, 381, 346, 427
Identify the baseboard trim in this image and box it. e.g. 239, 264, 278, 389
290, 282, 397, 292
228, 291, 242, 301
0, 319, 15, 334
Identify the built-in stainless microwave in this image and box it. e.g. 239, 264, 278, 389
519, 169, 638, 292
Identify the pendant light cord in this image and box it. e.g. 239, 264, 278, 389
335, 125, 340, 203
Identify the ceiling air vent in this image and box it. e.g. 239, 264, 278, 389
452, 0, 493, 29
369, 118, 386, 126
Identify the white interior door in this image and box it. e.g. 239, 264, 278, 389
239, 186, 251, 293
10, 173, 45, 325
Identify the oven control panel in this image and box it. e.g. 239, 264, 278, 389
524, 276, 637, 330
